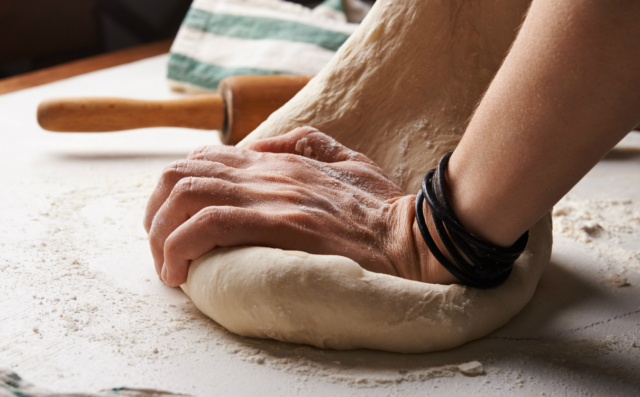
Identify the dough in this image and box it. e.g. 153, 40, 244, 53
238, 0, 533, 194
181, 0, 551, 353
183, 215, 550, 353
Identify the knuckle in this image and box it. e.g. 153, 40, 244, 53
163, 234, 181, 256
161, 160, 190, 183
198, 206, 226, 232
201, 206, 240, 236
199, 206, 220, 223
172, 177, 200, 198
207, 161, 229, 177
187, 145, 210, 159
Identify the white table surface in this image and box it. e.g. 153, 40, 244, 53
1, 55, 639, 396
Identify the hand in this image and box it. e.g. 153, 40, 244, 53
144, 127, 457, 286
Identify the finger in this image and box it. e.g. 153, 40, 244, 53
144, 159, 237, 233
245, 126, 319, 153
161, 206, 300, 286
295, 132, 376, 164
148, 176, 252, 275
249, 127, 375, 165
187, 144, 256, 167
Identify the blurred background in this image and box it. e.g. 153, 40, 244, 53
0, 0, 321, 79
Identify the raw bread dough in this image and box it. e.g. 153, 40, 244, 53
181, 0, 551, 353
183, 215, 550, 353
238, 0, 534, 194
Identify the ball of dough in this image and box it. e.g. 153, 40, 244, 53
181, 214, 551, 353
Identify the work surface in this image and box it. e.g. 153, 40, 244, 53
1, 55, 639, 396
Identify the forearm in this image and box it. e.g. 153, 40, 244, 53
448, 0, 640, 247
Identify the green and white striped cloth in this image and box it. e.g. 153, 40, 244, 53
167, 0, 370, 93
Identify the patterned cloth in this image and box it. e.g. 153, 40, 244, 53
167, 0, 370, 93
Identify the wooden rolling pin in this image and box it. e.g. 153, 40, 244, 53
37, 74, 640, 143
37, 75, 313, 145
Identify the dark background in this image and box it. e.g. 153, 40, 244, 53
0, 0, 322, 80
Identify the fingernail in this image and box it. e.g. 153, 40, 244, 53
161, 266, 168, 283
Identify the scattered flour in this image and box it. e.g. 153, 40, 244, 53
553, 196, 640, 276
457, 361, 484, 376
603, 273, 630, 287
4, 168, 640, 395
1, 174, 485, 391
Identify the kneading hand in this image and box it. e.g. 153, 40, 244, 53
144, 127, 457, 287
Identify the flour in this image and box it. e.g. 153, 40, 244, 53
4, 166, 638, 394
553, 196, 640, 278
0, 174, 216, 376
603, 273, 630, 287
221, 342, 479, 386
4, 165, 639, 396
3, 173, 490, 390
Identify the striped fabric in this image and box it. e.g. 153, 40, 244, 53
167, 0, 369, 93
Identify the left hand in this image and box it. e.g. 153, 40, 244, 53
144, 127, 456, 287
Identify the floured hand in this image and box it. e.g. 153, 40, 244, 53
144, 127, 457, 287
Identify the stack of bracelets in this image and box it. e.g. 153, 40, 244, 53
415, 152, 529, 289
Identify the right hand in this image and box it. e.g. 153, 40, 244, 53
143, 127, 458, 287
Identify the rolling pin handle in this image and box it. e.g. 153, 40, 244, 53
37, 95, 225, 133
36, 74, 314, 143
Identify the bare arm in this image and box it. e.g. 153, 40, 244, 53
448, 0, 640, 247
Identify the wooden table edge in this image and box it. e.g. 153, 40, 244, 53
0, 39, 173, 95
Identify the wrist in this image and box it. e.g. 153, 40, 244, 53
382, 195, 459, 285
408, 195, 460, 284
445, 150, 522, 247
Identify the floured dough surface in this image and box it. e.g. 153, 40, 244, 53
182, 215, 551, 353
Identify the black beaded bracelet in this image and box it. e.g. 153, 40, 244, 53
414, 152, 529, 289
